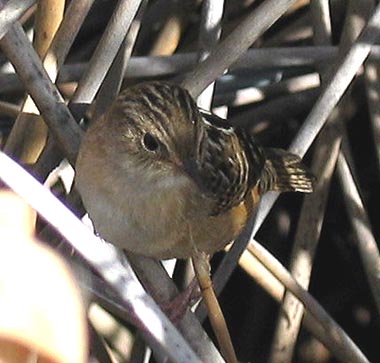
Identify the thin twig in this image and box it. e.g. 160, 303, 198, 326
230, 88, 320, 128
364, 61, 380, 170
270, 116, 342, 363
3, 0, 93, 166
92, 0, 147, 120
181, 0, 299, 98
337, 148, 380, 317
310, 0, 332, 46
0, 23, 82, 164
0, 46, 342, 91
270, 1, 333, 361
362, 0, 380, 172
34, 0, 66, 57
149, 1, 184, 56
192, 252, 237, 363
216, 73, 320, 108
88, 322, 114, 363
236, 246, 360, 363
248, 240, 370, 363
266, 12, 312, 46
5, 0, 65, 163
0, 100, 19, 117
0, 0, 94, 92
70, 0, 142, 106
0, 0, 35, 40
134, 0, 173, 50
196, 0, 224, 110
32, 0, 97, 178
196, 209, 258, 322
49, 0, 96, 68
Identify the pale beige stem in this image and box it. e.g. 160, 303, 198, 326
150, 15, 183, 56
5, 0, 65, 164
192, 251, 237, 363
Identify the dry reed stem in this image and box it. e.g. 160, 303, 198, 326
270, 117, 342, 363
93, 0, 147, 120
0, 23, 81, 164
265, 13, 312, 46
362, 0, 380, 172
5, 0, 65, 164
0, 0, 35, 39
196, 0, 224, 111
0, 46, 342, 90
364, 61, 380, 169
310, 0, 331, 45
269, 1, 333, 361
70, 0, 142, 106
248, 241, 370, 363
192, 252, 237, 363
32, 0, 97, 178
0, 0, 92, 162
338, 148, 380, 316
149, 2, 184, 57
236, 247, 355, 363
181, 0, 298, 98
0, 100, 19, 117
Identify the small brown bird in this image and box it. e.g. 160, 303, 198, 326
75, 82, 313, 260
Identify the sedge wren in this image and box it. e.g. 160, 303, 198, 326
75, 82, 313, 259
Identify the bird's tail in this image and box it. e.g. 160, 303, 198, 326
259, 148, 314, 194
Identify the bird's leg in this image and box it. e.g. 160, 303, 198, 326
126, 253, 201, 324
160, 276, 200, 323
191, 250, 238, 363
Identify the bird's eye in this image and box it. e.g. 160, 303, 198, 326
142, 132, 160, 152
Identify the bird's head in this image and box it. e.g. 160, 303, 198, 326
103, 82, 202, 182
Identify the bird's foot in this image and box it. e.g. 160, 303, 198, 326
161, 277, 201, 324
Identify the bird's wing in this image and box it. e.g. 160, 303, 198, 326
189, 111, 265, 215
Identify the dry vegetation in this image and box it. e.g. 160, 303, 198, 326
0, 0, 380, 363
